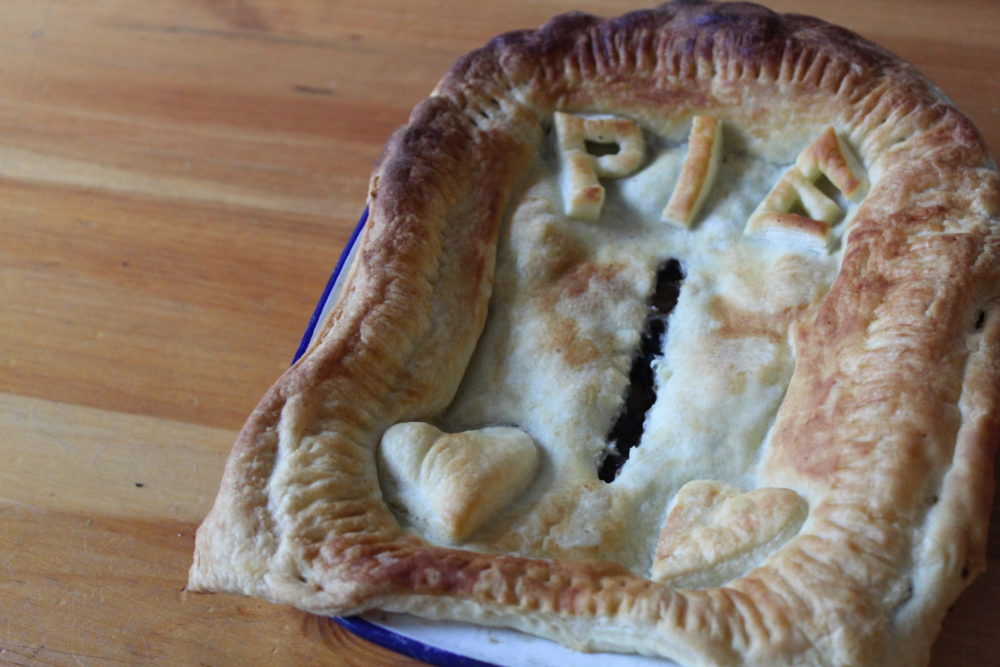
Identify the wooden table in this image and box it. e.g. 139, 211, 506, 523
2, 1, 997, 664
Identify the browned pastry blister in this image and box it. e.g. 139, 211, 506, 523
189, 2, 1000, 664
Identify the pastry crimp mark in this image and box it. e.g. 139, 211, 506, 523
599, 258, 685, 482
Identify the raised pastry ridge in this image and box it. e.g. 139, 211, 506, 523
651, 481, 808, 588
662, 115, 723, 227
554, 111, 646, 220
378, 422, 539, 543
190, 2, 1000, 665
746, 126, 868, 250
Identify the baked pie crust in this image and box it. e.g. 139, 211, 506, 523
189, 1, 1000, 664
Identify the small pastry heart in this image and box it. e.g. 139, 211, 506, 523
378, 422, 539, 543
652, 480, 807, 588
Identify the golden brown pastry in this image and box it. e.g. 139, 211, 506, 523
189, 2, 1000, 664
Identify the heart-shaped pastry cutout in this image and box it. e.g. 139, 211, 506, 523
652, 480, 807, 588
378, 422, 539, 543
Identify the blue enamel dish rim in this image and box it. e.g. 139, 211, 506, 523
290, 207, 497, 667
291, 207, 368, 363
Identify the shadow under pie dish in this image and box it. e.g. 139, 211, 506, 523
188, 1, 1000, 665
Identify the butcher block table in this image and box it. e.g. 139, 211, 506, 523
2, 0, 998, 664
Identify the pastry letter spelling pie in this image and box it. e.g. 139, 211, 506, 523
189, 2, 1000, 664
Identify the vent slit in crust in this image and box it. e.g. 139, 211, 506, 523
973, 309, 986, 331
599, 258, 685, 482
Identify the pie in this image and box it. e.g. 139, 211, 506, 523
188, 1, 1000, 664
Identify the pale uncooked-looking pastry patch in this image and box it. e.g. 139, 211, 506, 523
424, 112, 849, 576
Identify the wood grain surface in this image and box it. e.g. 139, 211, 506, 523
1, 1, 998, 664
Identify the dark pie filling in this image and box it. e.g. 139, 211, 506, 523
599, 258, 685, 482
974, 309, 986, 330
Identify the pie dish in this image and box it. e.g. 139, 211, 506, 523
189, 1, 1000, 665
